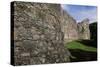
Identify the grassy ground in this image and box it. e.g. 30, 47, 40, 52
65, 40, 97, 62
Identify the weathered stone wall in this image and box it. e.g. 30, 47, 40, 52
61, 10, 79, 42
61, 10, 90, 43
12, 1, 70, 66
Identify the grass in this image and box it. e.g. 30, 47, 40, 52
65, 40, 97, 52
64, 40, 97, 62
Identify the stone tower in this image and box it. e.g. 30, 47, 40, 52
78, 19, 90, 39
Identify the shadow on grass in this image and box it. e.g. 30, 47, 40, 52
65, 39, 97, 62
69, 49, 97, 62
77, 40, 97, 48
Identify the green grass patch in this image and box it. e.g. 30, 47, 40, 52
65, 41, 97, 52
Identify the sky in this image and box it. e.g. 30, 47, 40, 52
61, 4, 97, 23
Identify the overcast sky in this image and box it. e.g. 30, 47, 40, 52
61, 4, 97, 23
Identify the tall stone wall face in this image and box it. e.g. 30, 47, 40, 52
61, 10, 90, 43
12, 2, 70, 66
62, 10, 79, 42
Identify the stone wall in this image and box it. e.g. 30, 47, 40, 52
11, 1, 70, 66
61, 10, 79, 42
62, 10, 90, 43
